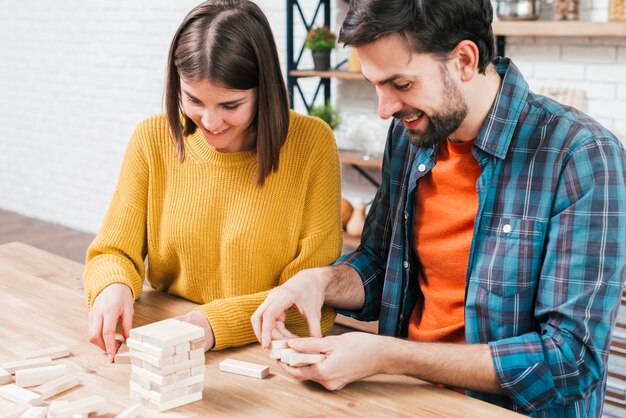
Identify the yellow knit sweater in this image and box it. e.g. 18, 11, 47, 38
83, 110, 342, 350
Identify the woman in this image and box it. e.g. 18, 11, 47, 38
84, 0, 342, 361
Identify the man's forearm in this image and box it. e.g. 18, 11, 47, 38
320, 264, 365, 310
382, 337, 504, 394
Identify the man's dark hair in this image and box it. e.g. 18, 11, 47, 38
339, 0, 495, 74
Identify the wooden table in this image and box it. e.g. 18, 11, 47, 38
0, 242, 522, 417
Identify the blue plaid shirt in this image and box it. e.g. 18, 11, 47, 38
336, 58, 626, 417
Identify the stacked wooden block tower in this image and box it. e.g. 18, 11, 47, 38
127, 318, 206, 412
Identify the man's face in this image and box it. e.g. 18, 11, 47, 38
357, 34, 468, 148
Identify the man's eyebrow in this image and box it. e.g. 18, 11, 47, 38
363, 74, 410, 86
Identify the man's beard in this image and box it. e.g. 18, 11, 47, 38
395, 67, 468, 148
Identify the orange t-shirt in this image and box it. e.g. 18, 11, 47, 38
408, 139, 481, 344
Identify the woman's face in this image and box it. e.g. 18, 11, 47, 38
180, 77, 258, 153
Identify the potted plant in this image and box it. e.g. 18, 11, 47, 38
309, 102, 341, 130
305, 26, 336, 71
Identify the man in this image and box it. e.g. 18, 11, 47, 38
251, 1, 626, 416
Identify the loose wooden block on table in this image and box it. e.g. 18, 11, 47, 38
0, 367, 11, 384
114, 343, 131, 365
0, 400, 29, 418
46, 401, 68, 418
114, 403, 143, 418
19, 406, 48, 418
0, 384, 43, 406
48, 395, 106, 418
219, 359, 269, 379
15, 365, 67, 387
0, 358, 53, 374
19, 346, 70, 361
31, 375, 80, 400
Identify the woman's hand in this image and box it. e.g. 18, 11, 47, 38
176, 310, 215, 351
87, 283, 134, 362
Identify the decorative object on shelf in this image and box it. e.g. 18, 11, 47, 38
305, 26, 336, 71
309, 102, 341, 130
348, 48, 361, 73
496, 0, 541, 20
335, 114, 388, 158
554, 0, 579, 20
341, 198, 354, 230
609, 0, 626, 21
346, 201, 366, 237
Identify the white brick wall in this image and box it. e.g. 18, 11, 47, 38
0, 0, 287, 232
0, 0, 624, 231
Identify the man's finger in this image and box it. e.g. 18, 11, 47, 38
277, 360, 321, 381
260, 300, 291, 349
287, 336, 331, 354
251, 293, 275, 342
301, 309, 323, 338
273, 321, 299, 340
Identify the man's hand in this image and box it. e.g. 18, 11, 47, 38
88, 283, 134, 362
278, 333, 386, 390
251, 267, 329, 349
176, 310, 215, 351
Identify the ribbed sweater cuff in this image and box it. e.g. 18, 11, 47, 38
197, 303, 256, 351
83, 255, 142, 309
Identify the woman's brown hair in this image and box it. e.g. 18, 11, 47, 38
165, 0, 289, 186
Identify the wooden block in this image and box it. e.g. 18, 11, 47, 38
19, 406, 47, 418
114, 404, 142, 418
15, 365, 67, 387
20, 346, 70, 361
0, 401, 29, 418
148, 320, 204, 349
269, 348, 290, 360
189, 348, 204, 362
131, 318, 202, 348
147, 391, 202, 413
175, 369, 190, 381
218, 359, 269, 379
32, 375, 80, 400
126, 338, 174, 358
130, 365, 176, 387
279, 348, 296, 364
174, 342, 189, 354
114, 344, 131, 364
129, 318, 180, 341
190, 365, 204, 376
46, 401, 68, 418
129, 349, 174, 368
156, 374, 204, 395
0, 384, 44, 406
0, 367, 11, 384
287, 352, 325, 367
1, 358, 53, 374
49, 395, 106, 418
154, 356, 204, 376
189, 338, 204, 351
270, 340, 289, 350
